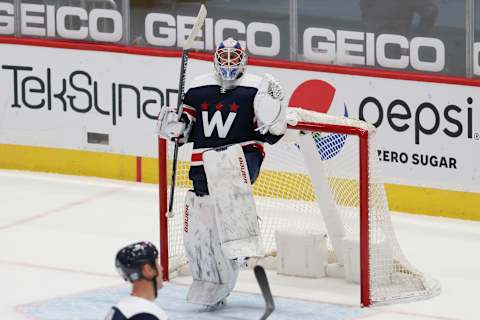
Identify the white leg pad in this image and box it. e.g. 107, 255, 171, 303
203, 144, 264, 259
187, 280, 231, 306
183, 191, 238, 305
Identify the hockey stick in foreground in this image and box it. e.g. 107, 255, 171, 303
167, 4, 207, 218
254, 265, 275, 320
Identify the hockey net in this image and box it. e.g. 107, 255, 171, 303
158, 108, 440, 306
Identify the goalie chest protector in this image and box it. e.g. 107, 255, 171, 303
182, 73, 281, 150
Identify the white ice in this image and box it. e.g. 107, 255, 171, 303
0, 169, 479, 320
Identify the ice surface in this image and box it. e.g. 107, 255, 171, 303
1, 169, 479, 320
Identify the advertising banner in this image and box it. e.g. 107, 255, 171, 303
0, 42, 479, 194
0, 1, 475, 76
0, 43, 174, 156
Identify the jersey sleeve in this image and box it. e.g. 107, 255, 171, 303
181, 90, 197, 122
173, 90, 196, 145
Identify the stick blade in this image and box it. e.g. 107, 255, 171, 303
254, 265, 275, 320
183, 4, 207, 50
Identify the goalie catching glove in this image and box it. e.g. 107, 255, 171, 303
254, 74, 288, 136
156, 106, 192, 143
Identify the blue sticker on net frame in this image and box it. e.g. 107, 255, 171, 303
19, 283, 368, 320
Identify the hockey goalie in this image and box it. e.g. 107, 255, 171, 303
156, 38, 291, 310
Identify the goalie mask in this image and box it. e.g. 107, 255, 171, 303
115, 241, 160, 296
214, 38, 247, 89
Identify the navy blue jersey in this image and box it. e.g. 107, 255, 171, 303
105, 296, 168, 320
181, 73, 283, 195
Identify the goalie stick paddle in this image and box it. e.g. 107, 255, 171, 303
167, 4, 207, 218
254, 265, 275, 320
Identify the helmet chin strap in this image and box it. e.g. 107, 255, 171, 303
151, 265, 159, 298
152, 276, 158, 298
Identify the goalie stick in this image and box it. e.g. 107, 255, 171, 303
167, 4, 207, 218
254, 265, 275, 320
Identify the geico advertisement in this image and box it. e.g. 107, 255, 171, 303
0, 43, 479, 193
2, 2, 480, 75
0, 43, 178, 157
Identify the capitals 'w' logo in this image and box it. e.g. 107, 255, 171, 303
202, 111, 237, 138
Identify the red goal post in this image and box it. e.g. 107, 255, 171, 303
158, 108, 440, 307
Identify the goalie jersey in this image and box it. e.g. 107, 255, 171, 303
105, 296, 168, 320
181, 73, 284, 195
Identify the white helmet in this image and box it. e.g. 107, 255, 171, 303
214, 38, 247, 83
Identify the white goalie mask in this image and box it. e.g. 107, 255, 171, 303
214, 38, 247, 88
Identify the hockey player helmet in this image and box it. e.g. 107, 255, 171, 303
115, 241, 159, 282
214, 37, 247, 81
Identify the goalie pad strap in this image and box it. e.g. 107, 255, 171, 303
190, 141, 264, 165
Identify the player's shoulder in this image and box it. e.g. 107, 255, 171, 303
236, 73, 263, 89
187, 73, 264, 90
105, 307, 126, 320
188, 73, 219, 90
112, 296, 168, 320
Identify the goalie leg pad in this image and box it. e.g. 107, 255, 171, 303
187, 279, 232, 307
183, 191, 238, 305
203, 144, 265, 260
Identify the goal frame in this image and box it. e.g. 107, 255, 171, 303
158, 120, 373, 306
